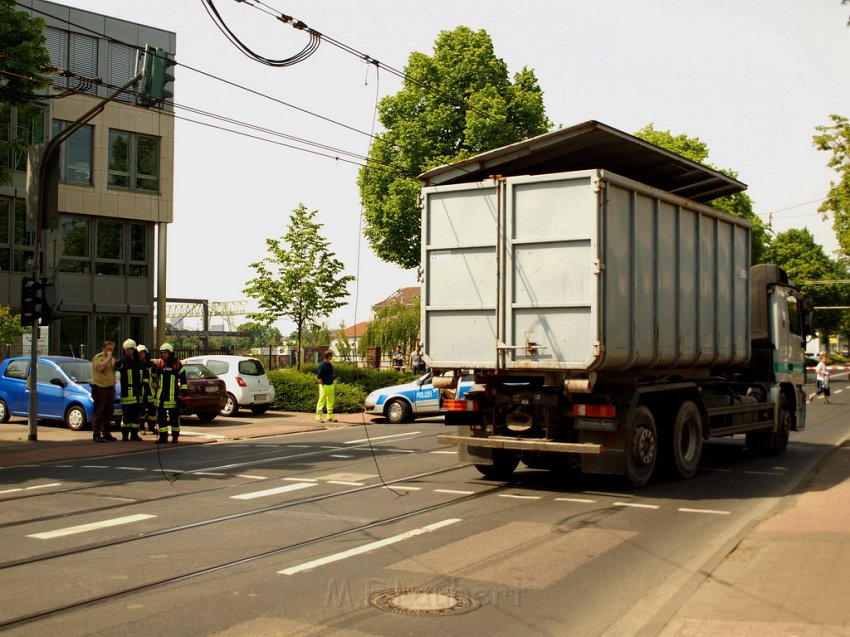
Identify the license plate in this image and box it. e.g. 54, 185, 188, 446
254, 394, 267, 401
205, 386, 219, 393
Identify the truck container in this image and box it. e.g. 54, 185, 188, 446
420, 121, 810, 486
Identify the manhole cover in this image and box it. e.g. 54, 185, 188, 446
369, 587, 480, 616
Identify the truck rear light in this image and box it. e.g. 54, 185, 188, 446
572, 404, 616, 419
444, 399, 478, 412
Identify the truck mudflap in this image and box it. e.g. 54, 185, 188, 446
436, 434, 603, 455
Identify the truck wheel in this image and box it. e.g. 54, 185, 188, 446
770, 394, 792, 454
669, 400, 703, 479
625, 406, 657, 488
385, 399, 412, 424
475, 450, 519, 480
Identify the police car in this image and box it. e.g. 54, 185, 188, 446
363, 371, 474, 424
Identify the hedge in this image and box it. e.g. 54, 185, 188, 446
302, 362, 419, 394
268, 368, 366, 413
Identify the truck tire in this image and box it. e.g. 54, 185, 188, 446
475, 449, 519, 480
669, 400, 703, 479
625, 406, 657, 488
769, 394, 792, 454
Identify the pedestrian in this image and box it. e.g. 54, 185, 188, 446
392, 344, 404, 371
154, 343, 187, 443
90, 340, 118, 443
136, 344, 159, 434
810, 352, 831, 404
316, 350, 336, 423
411, 348, 426, 374
115, 339, 144, 441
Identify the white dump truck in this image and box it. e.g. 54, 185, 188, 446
420, 121, 810, 487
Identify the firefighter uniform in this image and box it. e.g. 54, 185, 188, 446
137, 345, 158, 434
115, 339, 144, 441
155, 344, 187, 444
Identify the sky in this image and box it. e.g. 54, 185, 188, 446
50, 0, 850, 336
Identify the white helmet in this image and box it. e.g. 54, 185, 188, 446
137, 344, 148, 353
159, 343, 174, 352
122, 339, 137, 349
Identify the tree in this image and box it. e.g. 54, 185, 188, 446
763, 228, 848, 343
635, 124, 770, 264
0, 305, 25, 345
0, 0, 52, 185
244, 204, 354, 369
335, 321, 354, 362
813, 114, 850, 257
358, 26, 551, 269
361, 296, 421, 361
238, 321, 282, 351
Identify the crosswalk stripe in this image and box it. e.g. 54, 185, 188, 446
27, 514, 156, 539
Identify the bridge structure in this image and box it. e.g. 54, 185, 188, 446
156, 298, 258, 343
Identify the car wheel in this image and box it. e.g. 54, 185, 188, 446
385, 399, 412, 424
0, 399, 9, 423
250, 404, 270, 415
220, 393, 239, 417
65, 405, 87, 431
196, 411, 217, 423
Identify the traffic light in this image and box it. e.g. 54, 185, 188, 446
140, 45, 175, 104
39, 277, 63, 326
20, 276, 43, 326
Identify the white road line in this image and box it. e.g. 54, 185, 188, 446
430, 450, 457, 455
678, 507, 731, 515
328, 480, 364, 486
27, 514, 156, 539
236, 474, 266, 480
278, 518, 461, 575
329, 455, 354, 459
80, 465, 109, 469
555, 497, 597, 504
614, 502, 659, 510
230, 482, 317, 501
383, 485, 421, 491
283, 477, 318, 483
393, 449, 416, 454
194, 472, 227, 476
434, 489, 475, 495
287, 445, 311, 448
0, 482, 62, 495
345, 432, 422, 445
115, 467, 146, 471
498, 494, 542, 500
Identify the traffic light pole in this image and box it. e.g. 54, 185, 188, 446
26, 72, 143, 441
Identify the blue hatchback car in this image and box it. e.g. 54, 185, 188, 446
363, 371, 474, 424
0, 356, 122, 431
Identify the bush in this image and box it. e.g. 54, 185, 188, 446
268, 368, 366, 413
302, 362, 419, 394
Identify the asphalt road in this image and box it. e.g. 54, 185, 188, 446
0, 382, 846, 636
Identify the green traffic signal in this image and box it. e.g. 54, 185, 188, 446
140, 45, 175, 104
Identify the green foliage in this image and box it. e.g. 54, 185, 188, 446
244, 204, 354, 369
0, 306, 25, 344
335, 321, 354, 362
238, 321, 282, 350
360, 297, 420, 357
267, 368, 365, 413
813, 114, 850, 257
311, 362, 419, 394
635, 124, 770, 264
358, 26, 551, 269
763, 228, 849, 339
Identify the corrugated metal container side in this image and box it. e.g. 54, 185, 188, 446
422, 169, 751, 374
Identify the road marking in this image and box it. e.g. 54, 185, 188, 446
284, 477, 318, 482
678, 507, 731, 515
236, 474, 266, 480
194, 472, 227, 476
393, 449, 416, 454
499, 494, 542, 500
81, 465, 109, 469
383, 485, 421, 491
0, 482, 62, 495
430, 450, 457, 455
278, 518, 461, 575
555, 497, 597, 504
287, 445, 311, 448
614, 502, 659, 509
328, 480, 364, 486
230, 482, 317, 500
434, 489, 475, 495
345, 432, 422, 445
115, 467, 146, 471
330, 455, 354, 459
27, 514, 156, 539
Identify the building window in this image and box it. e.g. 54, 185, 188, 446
108, 130, 159, 192
59, 216, 90, 273
45, 28, 97, 95
59, 314, 89, 360
96, 315, 122, 348
13, 200, 34, 273
130, 316, 147, 345
107, 41, 139, 103
51, 120, 93, 184
0, 198, 11, 271
0, 101, 47, 174
129, 223, 148, 277
95, 220, 124, 276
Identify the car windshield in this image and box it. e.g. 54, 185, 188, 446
184, 364, 217, 380
57, 360, 93, 383
237, 359, 265, 376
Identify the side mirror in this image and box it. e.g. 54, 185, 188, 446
50, 377, 66, 388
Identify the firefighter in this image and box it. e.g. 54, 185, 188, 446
114, 339, 144, 441
136, 344, 158, 434
155, 343, 187, 444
